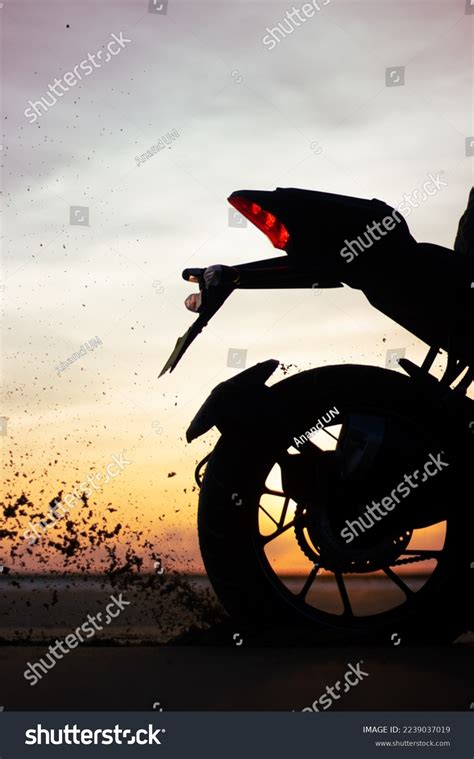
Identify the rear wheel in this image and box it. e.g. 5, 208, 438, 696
198, 364, 471, 643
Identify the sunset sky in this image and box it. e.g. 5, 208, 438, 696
1, 0, 473, 573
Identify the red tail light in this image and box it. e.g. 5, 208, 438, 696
228, 195, 290, 250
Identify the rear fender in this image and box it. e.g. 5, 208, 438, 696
186, 359, 279, 442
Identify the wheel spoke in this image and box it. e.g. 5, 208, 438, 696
278, 496, 291, 528
259, 504, 279, 527
383, 566, 414, 597
298, 564, 320, 600
259, 491, 292, 530
335, 571, 353, 616
261, 517, 302, 545
322, 427, 338, 442
263, 487, 285, 498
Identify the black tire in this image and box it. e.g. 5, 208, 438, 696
198, 364, 471, 643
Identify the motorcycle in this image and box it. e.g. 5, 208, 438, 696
161, 187, 474, 643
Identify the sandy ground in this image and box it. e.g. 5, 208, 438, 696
1, 575, 473, 711
2, 643, 474, 711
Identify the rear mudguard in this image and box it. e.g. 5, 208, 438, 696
186, 359, 280, 443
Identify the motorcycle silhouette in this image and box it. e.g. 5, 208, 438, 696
161, 187, 474, 643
